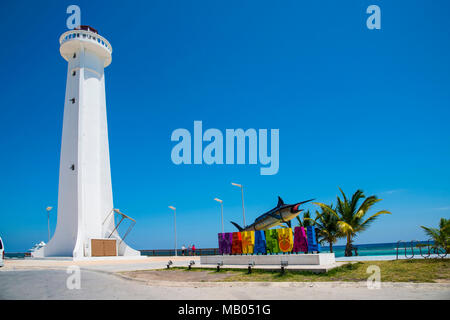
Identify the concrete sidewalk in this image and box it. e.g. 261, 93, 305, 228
1, 256, 199, 273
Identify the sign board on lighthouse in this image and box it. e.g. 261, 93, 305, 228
33, 26, 139, 258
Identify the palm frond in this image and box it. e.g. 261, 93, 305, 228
356, 196, 382, 219
421, 226, 441, 240
358, 210, 391, 231
337, 221, 354, 234
350, 189, 365, 214
296, 215, 303, 227
313, 202, 339, 219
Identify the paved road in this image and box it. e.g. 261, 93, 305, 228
1, 269, 449, 300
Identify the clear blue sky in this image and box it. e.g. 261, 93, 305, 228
1, 1, 449, 252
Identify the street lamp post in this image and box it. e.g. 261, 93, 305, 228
214, 198, 224, 233
231, 182, 246, 227
46, 207, 53, 242
168, 206, 177, 256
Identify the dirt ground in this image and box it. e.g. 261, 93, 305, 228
121, 269, 234, 282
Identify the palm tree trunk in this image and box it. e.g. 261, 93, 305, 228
345, 234, 353, 257
329, 242, 333, 253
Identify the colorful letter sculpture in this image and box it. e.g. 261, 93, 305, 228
253, 230, 267, 254
265, 229, 280, 254
218, 227, 323, 255
241, 231, 255, 254
293, 226, 308, 253
231, 232, 243, 255
218, 232, 233, 255
306, 226, 321, 252
277, 228, 294, 253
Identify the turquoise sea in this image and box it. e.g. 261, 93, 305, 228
320, 241, 435, 258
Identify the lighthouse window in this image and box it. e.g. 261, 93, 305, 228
70, 164, 75, 171
72, 70, 76, 76
73, 53, 76, 59
70, 98, 76, 104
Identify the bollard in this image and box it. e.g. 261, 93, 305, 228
248, 261, 255, 274
280, 261, 288, 274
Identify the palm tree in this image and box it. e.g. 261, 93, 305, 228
295, 210, 315, 228
314, 204, 343, 253
421, 218, 450, 253
315, 188, 391, 256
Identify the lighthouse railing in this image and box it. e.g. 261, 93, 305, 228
59, 29, 113, 54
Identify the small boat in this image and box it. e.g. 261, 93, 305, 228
28, 241, 46, 254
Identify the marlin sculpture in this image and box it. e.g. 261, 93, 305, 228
230, 196, 314, 232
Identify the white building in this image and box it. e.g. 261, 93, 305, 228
33, 26, 139, 259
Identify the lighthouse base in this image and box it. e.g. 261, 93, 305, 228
31, 236, 140, 259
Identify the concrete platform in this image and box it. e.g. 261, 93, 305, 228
194, 262, 345, 273
200, 253, 336, 266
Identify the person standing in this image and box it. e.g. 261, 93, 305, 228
192, 244, 196, 256
181, 244, 186, 256
188, 244, 192, 256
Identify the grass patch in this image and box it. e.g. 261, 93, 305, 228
163, 259, 450, 283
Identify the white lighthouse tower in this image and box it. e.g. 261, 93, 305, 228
34, 26, 139, 259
